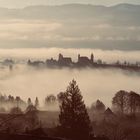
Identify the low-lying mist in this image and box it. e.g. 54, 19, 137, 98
0, 48, 140, 63
0, 48, 140, 109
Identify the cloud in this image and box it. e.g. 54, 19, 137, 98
0, 0, 140, 8
0, 5, 139, 50
0, 19, 61, 40
0, 19, 140, 48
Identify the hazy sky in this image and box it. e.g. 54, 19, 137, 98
0, 0, 140, 8
0, 1, 139, 50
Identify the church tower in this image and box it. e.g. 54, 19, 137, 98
91, 53, 94, 63
59, 53, 63, 61
78, 54, 80, 62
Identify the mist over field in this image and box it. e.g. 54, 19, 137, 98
0, 48, 140, 108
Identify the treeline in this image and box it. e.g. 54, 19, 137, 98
0, 94, 57, 112
112, 90, 140, 116
56, 80, 140, 140
0, 95, 26, 112
0, 87, 140, 117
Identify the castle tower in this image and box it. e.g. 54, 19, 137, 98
59, 53, 63, 61
78, 54, 80, 62
91, 53, 94, 63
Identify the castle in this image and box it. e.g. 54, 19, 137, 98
27, 53, 140, 71
46, 53, 94, 67
78, 53, 94, 66
58, 53, 73, 66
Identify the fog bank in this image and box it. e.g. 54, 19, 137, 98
0, 48, 140, 64
0, 48, 139, 108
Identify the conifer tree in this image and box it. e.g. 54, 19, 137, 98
27, 98, 32, 106
35, 97, 39, 108
59, 79, 92, 138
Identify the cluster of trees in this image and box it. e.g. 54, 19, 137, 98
0, 94, 41, 113
44, 95, 57, 106
0, 93, 59, 113
0, 80, 140, 140
0, 94, 26, 112
9, 97, 41, 115
56, 80, 140, 140
27, 97, 39, 109
112, 90, 140, 116
0, 80, 95, 139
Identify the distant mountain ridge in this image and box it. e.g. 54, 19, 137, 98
0, 3, 139, 23
0, 3, 139, 50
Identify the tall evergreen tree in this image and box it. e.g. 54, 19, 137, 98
15, 96, 20, 107
27, 98, 32, 106
59, 79, 92, 139
35, 97, 39, 108
91, 100, 106, 113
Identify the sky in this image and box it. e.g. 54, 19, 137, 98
0, 0, 139, 50
0, 0, 140, 8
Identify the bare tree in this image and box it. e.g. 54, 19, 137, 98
127, 91, 140, 116
112, 90, 128, 115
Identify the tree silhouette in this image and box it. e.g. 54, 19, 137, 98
27, 98, 32, 106
15, 96, 20, 107
112, 90, 128, 115
10, 107, 23, 114
127, 91, 140, 116
35, 97, 39, 108
26, 104, 37, 113
91, 100, 106, 113
59, 79, 92, 139
45, 94, 56, 106
25, 105, 39, 130
57, 92, 65, 103
112, 90, 140, 116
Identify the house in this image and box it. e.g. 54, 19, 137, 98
103, 108, 116, 122
28, 60, 45, 67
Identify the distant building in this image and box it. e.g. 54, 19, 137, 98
78, 53, 94, 66
46, 58, 57, 66
46, 54, 73, 67
29, 53, 95, 68
44, 53, 95, 67
28, 59, 45, 67
58, 53, 72, 66
103, 108, 116, 122
26, 53, 140, 71
104, 108, 114, 116
3, 59, 14, 66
